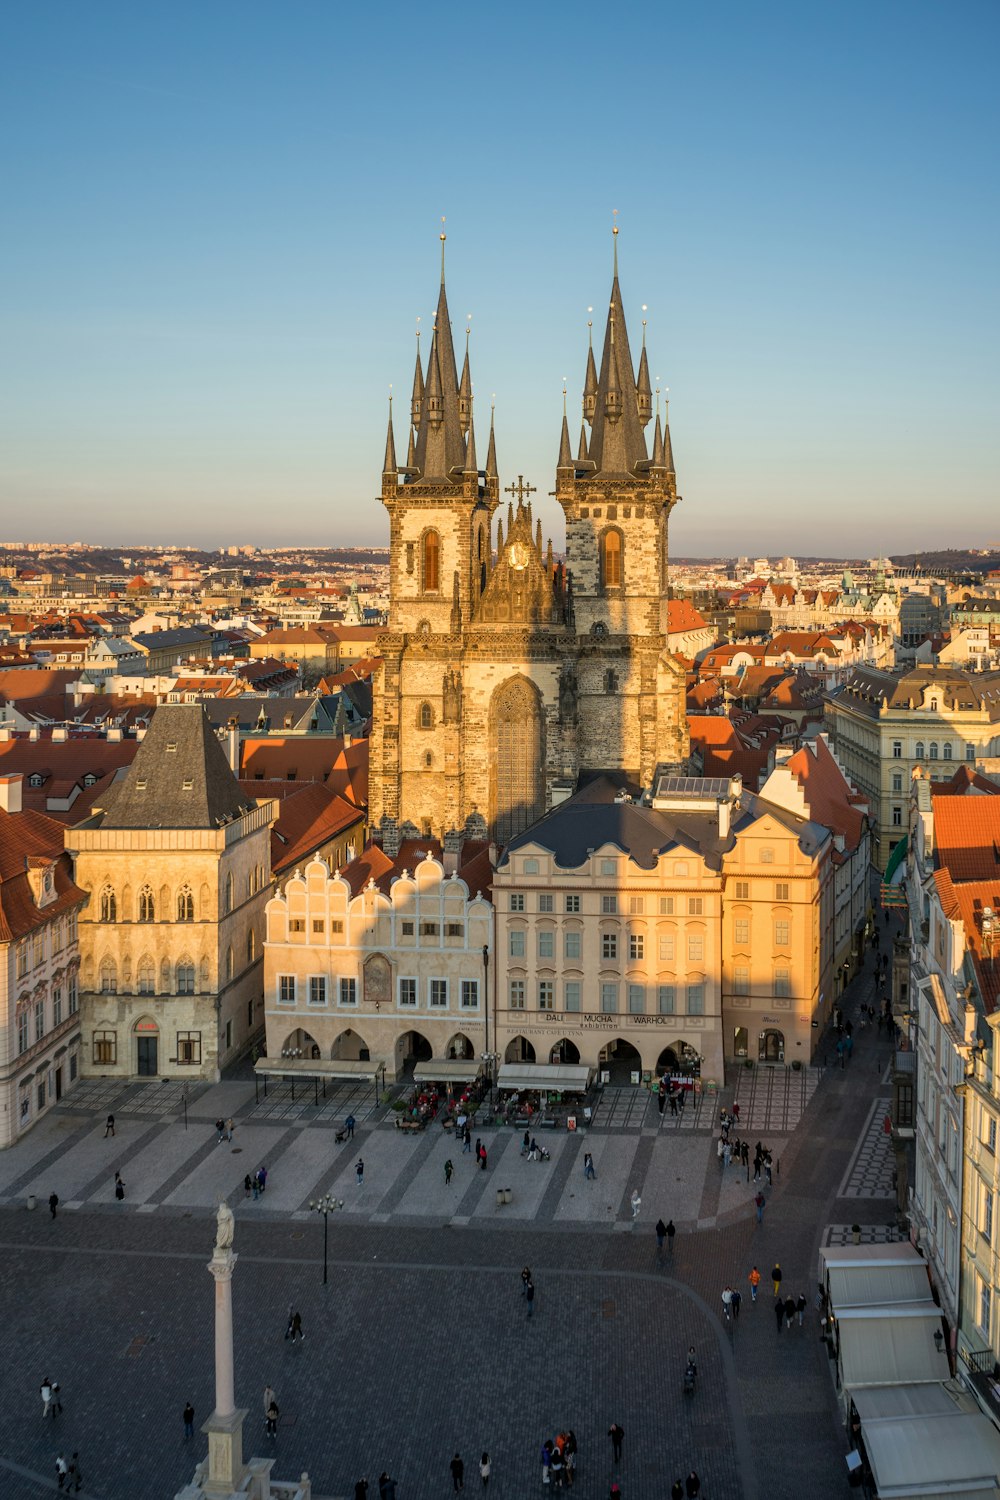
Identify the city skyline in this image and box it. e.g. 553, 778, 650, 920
2, 1, 997, 554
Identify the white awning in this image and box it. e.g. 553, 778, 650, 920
827, 1262, 932, 1310
412, 1058, 483, 1084
857, 1388, 1000, 1498
497, 1063, 593, 1093
254, 1057, 389, 1081
838, 1304, 951, 1388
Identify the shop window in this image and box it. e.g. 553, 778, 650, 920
94, 1030, 117, 1065
177, 1032, 202, 1066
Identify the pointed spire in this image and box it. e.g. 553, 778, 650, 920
382, 393, 397, 476
464, 399, 478, 474
558, 385, 573, 469
636, 317, 652, 425
485, 399, 498, 478
604, 304, 622, 422
651, 410, 665, 469
459, 320, 472, 432
406, 425, 416, 469
410, 328, 424, 430
496, 514, 503, 552
585, 239, 649, 475
507, 500, 514, 532
577, 422, 589, 463
424, 325, 443, 427
583, 318, 598, 423
535, 517, 543, 554
546, 538, 554, 572
411, 234, 466, 482
663, 394, 675, 476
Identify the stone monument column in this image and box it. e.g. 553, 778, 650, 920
201, 1201, 248, 1497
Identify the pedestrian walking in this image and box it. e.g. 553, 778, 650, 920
774, 1296, 785, 1333
797, 1291, 807, 1327
355, 1158, 364, 1186
771, 1261, 782, 1297
285, 1308, 304, 1342
608, 1423, 624, 1462
666, 1218, 676, 1254
464, 1125, 473, 1154
56, 1454, 68, 1489
355, 1479, 369, 1500
671, 1482, 684, 1500
630, 1189, 641, 1220
450, 1452, 465, 1492
183, 1401, 195, 1439
565, 1431, 577, 1486
444, 1158, 454, 1184
49, 1192, 58, 1219
41, 1377, 54, 1418
216, 1118, 226, 1143
732, 1101, 740, 1123
263, 1385, 275, 1421
266, 1400, 279, 1438
67, 1454, 82, 1494
475, 1137, 481, 1163
525, 1279, 535, 1319
669, 1089, 678, 1116
521, 1265, 532, 1297
550, 1446, 564, 1488
226, 1117, 235, 1142
655, 1217, 666, 1252
685, 1472, 701, 1498
479, 1145, 488, 1171
257, 1165, 268, 1194
345, 1114, 356, 1140
114, 1171, 125, 1201
379, 1472, 397, 1500
748, 1265, 761, 1301
244, 1173, 253, 1199
755, 1190, 766, 1224
731, 1287, 742, 1320
722, 1285, 733, 1322
541, 1440, 553, 1485
479, 1452, 491, 1488
104, 1114, 115, 1138
784, 1294, 796, 1328
764, 1151, 773, 1186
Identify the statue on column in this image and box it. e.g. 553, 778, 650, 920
559, 662, 578, 726
215, 1199, 235, 1252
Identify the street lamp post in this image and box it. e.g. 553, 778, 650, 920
281, 1046, 302, 1101
482, 944, 494, 1110
308, 1191, 343, 1286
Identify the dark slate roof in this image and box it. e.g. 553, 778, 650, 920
132, 625, 215, 652
99, 703, 253, 830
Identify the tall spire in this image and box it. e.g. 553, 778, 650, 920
636, 315, 652, 425
557, 385, 573, 469
585, 227, 648, 475
459, 319, 472, 432
583, 317, 598, 422
651, 410, 665, 469
411, 231, 466, 483
383, 393, 397, 475
577, 422, 589, 463
485, 398, 498, 478
663, 393, 675, 476
410, 327, 423, 429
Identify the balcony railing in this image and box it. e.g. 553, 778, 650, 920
961, 1346, 1000, 1424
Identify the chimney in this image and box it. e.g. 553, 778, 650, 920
227, 725, 239, 774
718, 796, 732, 840
0, 725, 11, 741
0, 773, 23, 814
443, 829, 462, 876
29, 725, 40, 742
52, 726, 68, 742
106, 727, 122, 742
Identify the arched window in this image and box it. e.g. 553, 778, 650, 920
418, 702, 434, 730
943, 742, 953, 760
99, 885, 116, 923
246, 928, 256, 963
224, 871, 234, 914
424, 750, 434, 768
138, 885, 155, 923
422, 530, 440, 592
99, 958, 117, 995
929, 742, 939, 760
176, 960, 195, 995
600, 528, 623, 589
915, 741, 925, 760
490, 676, 545, 846
137, 957, 155, 995
176, 884, 194, 922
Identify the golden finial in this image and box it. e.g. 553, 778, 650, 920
562, 378, 567, 417
612, 209, 619, 275
587, 307, 593, 348
642, 305, 648, 347
440, 216, 446, 282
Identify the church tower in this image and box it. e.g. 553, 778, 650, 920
555, 227, 688, 781
369, 232, 688, 855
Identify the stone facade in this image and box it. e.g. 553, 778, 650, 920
369, 242, 689, 851
263, 853, 493, 1079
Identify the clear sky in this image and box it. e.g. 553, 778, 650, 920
1, 0, 997, 556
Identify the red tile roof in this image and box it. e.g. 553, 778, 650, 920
666, 599, 710, 634
0, 807, 86, 942
267, 783, 366, 876
780, 736, 868, 853
932, 766, 1000, 798
933, 798, 1000, 882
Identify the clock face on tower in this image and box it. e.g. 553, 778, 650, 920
507, 541, 530, 571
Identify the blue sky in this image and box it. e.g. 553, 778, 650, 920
1, 0, 997, 555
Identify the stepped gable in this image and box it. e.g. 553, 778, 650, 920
99, 702, 252, 830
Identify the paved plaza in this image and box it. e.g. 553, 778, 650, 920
0, 926, 904, 1500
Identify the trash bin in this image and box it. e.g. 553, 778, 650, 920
503, 1187, 512, 1204
26, 1194, 36, 1211
496, 1189, 505, 1207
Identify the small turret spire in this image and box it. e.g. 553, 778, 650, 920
663, 389, 675, 476
496, 513, 503, 552
577, 423, 589, 463
410, 323, 424, 429
464, 398, 478, 474
583, 312, 598, 423
535, 517, 543, 553
636, 309, 652, 425
485, 397, 498, 478
651, 410, 665, 468
458, 318, 472, 433
383, 391, 397, 475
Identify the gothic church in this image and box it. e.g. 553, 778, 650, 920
369, 233, 689, 851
